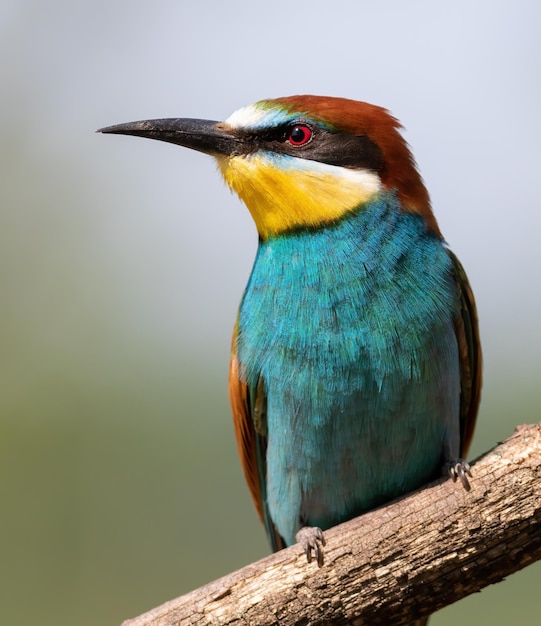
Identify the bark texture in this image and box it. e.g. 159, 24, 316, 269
123, 422, 541, 626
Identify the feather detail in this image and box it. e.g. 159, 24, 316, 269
449, 251, 482, 456
229, 329, 286, 551
228, 332, 263, 521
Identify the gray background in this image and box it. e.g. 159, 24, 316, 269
1, 1, 540, 624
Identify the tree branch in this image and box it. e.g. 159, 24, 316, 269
123, 422, 541, 626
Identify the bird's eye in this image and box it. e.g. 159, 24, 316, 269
287, 124, 312, 146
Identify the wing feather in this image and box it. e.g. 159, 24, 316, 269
228, 337, 264, 522
449, 251, 483, 456
228, 328, 286, 551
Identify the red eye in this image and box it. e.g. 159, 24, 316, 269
287, 124, 312, 146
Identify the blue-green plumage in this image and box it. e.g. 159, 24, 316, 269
237, 193, 461, 546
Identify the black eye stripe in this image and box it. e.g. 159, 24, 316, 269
239, 124, 384, 172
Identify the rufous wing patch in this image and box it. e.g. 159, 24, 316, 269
228, 333, 264, 522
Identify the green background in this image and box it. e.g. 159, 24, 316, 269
1, 1, 540, 624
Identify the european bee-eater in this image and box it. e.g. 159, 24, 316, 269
99, 96, 481, 616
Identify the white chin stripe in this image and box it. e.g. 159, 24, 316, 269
255, 151, 382, 191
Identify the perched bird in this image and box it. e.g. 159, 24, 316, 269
99, 96, 481, 619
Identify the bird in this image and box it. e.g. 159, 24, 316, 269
99, 95, 481, 623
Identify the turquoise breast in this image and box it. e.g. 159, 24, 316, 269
237, 193, 461, 546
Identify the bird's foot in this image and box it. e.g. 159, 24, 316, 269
445, 458, 472, 491
296, 526, 326, 567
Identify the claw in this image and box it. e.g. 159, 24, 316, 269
447, 458, 472, 491
296, 526, 326, 567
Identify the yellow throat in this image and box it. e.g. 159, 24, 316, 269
217, 152, 381, 239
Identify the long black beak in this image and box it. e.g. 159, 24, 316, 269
97, 118, 243, 157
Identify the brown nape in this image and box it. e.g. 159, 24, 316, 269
274, 95, 442, 239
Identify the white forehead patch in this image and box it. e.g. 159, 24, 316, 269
225, 101, 301, 130
225, 103, 269, 129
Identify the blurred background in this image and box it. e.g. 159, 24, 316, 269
1, 1, 540, 624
